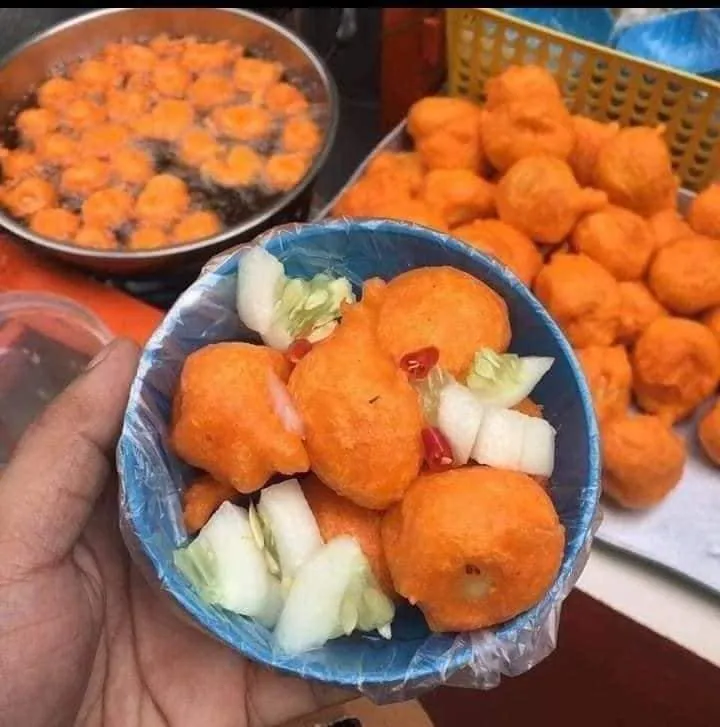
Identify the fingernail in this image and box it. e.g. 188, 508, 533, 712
85, 338, 119, 372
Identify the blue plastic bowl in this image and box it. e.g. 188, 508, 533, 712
118, 219, 600, 699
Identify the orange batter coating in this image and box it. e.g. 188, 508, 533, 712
29, 207, 79, 241
203, 145, 263, 188
416, 114, 485, 172
303, 473, 394, 596
106, 88, 150, 125
82, 187, 134, 230
648, 208, 692, 249
111, 147, 155, 187
698, 399, 720, 466
364, 151, 425, 197
688, 183, 720, 239
209, 104, 272, 142
575, 345, 632, 425
182, 474, 239, 535
72, 58, 121, 94
375, 266, 511, 378
63, 98, 107, 130
453, 219, 542, 286
281, 116, 322, 154
181, 40, 236, 73
593, 126, 676, 217
480, 98, 575, 173
288, 309, 423, 510
702, 306, 720, 343
0, 148, 38, 180
80, 123, 131, 159
632, 317, 720, 424
496, 155, 607, 244
172, 342, 309, 493
1, 177, 57, 218
421, 169, 495, 228
567, 115, 619, 187
108, 42, 158, 75
35, 133, 78, 167
74, 225, 117, 249
136, 99, 195, 142
37, 77, 78, 112
59, 158, 111, 197
187, 73, 235, 110
152, 59, 192, 98
534, 253, 621, 347
16, 108, 58, 141
371, 197, 448, 231
263, 82, 309, 116
616, 281, 667, 344
602, 414, 686, 509
135, 174, 190, 227
233, 57, 284, 93
178, 128, 223, 168
648, 234, 720, 315
172, 210, 221, 243
382, 467, 564, 632
570, 205, 656, 281
484, 64, 562, 110
265, 153, 310, 192
128, 225, 168, 250
407, 96, 482, 141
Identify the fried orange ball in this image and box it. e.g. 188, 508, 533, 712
109, 42, 158, 75
74, 225, 117, 249
181, 40, 235, 73
59, 158, 111, 197
73, 58, 121, 93
480, 98, 575, 173
232, 57, 283, 93
702, 306, 720, 343
602, 414, 686, 509
152, 59, 192, 98
35, 133, 78, 167
648, 234, 720, 315
282, 116, 322, 154
593, 126, 676, 217
570, 205, 656, 281
16, 108, 58, 141
648, 208, 692, 250
2, 177, 57, 218
632, 317, 720, 424
575, 345, 632, 424
0, 148, 38, 180
288, 310, 423, 510
616, 281, 667, 344
29, 207, 79, 241
187, 73, 235, 110
372, 197, 448, 231
453, 219, 542, 286
375, 266, 510, 378
208, 104, 272, 142
421, 169, 495, 228
82, 187, 134, 230
136, 99, 195, 142
353, 277, 387, 327
534, 253, 621, 347
364, 151, 425, 197
182, 475, 239, 535
263, 82, 309, 116
37, 77, 78, 112
172, 210, 221, 243
496, 155, 607, 244
128, 225, 168, 250
106, 88, 150, 125
112, 147, 155, 186
688, 183, 720, 239
135, 174, 190, 227
698, 399, 720, 466
63, 98, 107, 130
415, 115, 485, 172
382, 467, 564, 632
265, 153, 310, 192
179, 128, 223, 168
172, 342, 309, 492
567, 115, 619, 187
80, 123, 132, 159
407, 96, 483, 140
303, 473, 394, 596
484, 64, 562, 110
203, 145, 263, 188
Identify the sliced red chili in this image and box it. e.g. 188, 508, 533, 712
421, 426, 454, 472
400, 346, 440, 381
286, 338, 312, 365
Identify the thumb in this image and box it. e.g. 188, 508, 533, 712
0, 337, 140, 574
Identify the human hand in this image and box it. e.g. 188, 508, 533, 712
0, 338, 346, 727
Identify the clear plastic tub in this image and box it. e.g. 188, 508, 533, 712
0, 291, 112, 465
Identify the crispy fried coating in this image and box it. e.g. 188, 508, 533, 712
365, 151, 425, 197
702, 306, 720, 344
648, 208, 692, 249
171, 342, 309, 493
416, 116, 485, 172
375, 266, 511, 377
648, 234, 720, 315
480, 98, 575, 173
616, 281, 667, 344
382, 467, 564, 632
688, 183, 720, 239
568, 115, 619, 186
496, 155, 607, 244
453, 218, 542, 286
182, 474, 239, 534
303, 473, 394, 596
288, 310, 423, 510
602, 414, 686, 509
408, 96, 483, 141
370, 197, 448, 231
576, 345, 633, 425
698, 399, 720, 466
421, 169, 494, 228
593, 126, 676, 217
29, 207, 79, 241
534, 253, 621, 347
632, 317, 720, 424
571, 205, 655, 281
484, 64, 562, 110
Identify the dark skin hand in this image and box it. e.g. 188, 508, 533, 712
0, 338, 347, 727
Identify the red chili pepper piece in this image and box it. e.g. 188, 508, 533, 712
400, 346, 440, 381
286, 338, 312, 365
422, 426, 454, 472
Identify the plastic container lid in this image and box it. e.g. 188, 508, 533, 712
0, 292, 112, 465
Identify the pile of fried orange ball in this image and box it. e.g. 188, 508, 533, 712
333, 64, 720, 510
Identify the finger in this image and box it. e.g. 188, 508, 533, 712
0, 338, 139, 573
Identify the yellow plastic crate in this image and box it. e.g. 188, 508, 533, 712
446, 8, 720, 192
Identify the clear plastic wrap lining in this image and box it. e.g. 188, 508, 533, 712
117, 218, 601, 702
